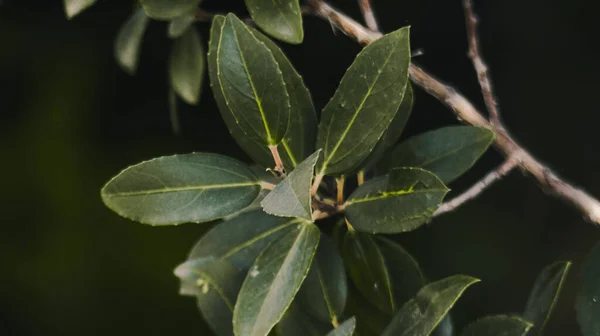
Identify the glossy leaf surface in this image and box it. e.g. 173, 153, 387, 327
245, 0, 303, 44
169, 26, 204, 105
114, 8, 150, 75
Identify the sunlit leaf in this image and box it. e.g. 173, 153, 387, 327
168, 11, 196, 38
114, 8, 150, 75
326, 317, 356, 336
63, 0, 97, 19
245, 0, 303, 44
233, 222, 320, 336
576, 241, 600, 336
460, 315, 533, 336
345, 168, 449, 233
169, 26, 205, 105
316, 27, 411, 176
101, 153, 261, 225
381, 275, 480, 336
140, 0, 201, 20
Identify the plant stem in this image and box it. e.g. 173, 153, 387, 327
311, 172, 325, 196
336, 176, 345, 203
260, 181, 276, 190
269, 145, 286, 176
358, 0, 379, 32
357, 170, 365, 185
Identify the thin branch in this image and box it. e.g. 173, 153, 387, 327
336, 176, 345, 203
463, 0, 501, 127
260, 181, 276, 190
434, 158, 519, 217
305, 0, 600, 224
359, 0, 379, 31
357, 170, 365, 185
268, 145, 286, 177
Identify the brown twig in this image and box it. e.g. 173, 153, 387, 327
305, 0, 600, 224
359, 0, 379, 32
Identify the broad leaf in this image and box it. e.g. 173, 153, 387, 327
64, 0, 96, 19
217, 14, 290, 146
378, 126, 494, 183
460, 315, 533, 336
114, 8, 150, 75
169, 26, 205, 105
326, 317, 356, 336
342, 231, 395, 313
140, 0, 202, 20
101, 153, 261, 225
345, 287, 391, 335
345, 168, 449, 233
261, 150, 320, 219
175, 259, 244, 336
187, 210, 300, 271
168, 11, 196, 38
576, 241, 600, 336
245, 0, 303, 44
316, 27, 411, 176
382, 275, 480, 336
433, 315, 455, 336
298, 234, 348, 324
523, 261, 571, 335
233, 222, 320, 336
276, 301, 331, 336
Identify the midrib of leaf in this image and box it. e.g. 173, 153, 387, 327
346, 188, 448, 205
192, 270, 235, 311
104, 181, 260, 198
320, 40, 399, 174
316, 266, 339, 324
535, 263, 571, 333
220, 219, 300, 259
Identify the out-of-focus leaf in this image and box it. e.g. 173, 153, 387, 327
114, 8, 150, 75
460, 315, 533, 336
168, 12, 196, 38
523, 261, 571, 335
345, 287, 391, 336
275, 300, 331, 336
140, 0, 202, 20
233, 222, 320, 336
101, 153, 261, 225
432, 315, 455, 336
326, 317, 356, 336
576, 241, 600, 336
345, 168, 449, 233
169, 26, 205, 105
244, 0, 303, 44
316, 27, 411, 176
64, 0, 97, 19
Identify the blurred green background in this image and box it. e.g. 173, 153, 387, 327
1, 0, 598, 335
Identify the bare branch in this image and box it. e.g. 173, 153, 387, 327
359, 0, 379, 31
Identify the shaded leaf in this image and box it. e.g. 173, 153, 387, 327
169, 26, 205, 105
460, 315, 533, 336
101, 153, 261, 225
378, 126, 494, 183
168, 12, 196, 38
64, 0, 96, 19
316, 27, 411, 176
523, 261, 571, 335
140, 0, 201, 20
344, 287, 391, 336
261, 150, 320, 219
576, 241, 600, 336
217, 14, 289, 146
233, 222, 320, 336
276, 300, 331, 336
345, 168, 449, 233
433, 315, 455, 336
298, 234, 348, 324
326, 317, 356, 336
382, 275, 480, 336
245, 0, 303, 44
114, 8, 150, 75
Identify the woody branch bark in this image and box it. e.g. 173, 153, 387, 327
359, 0, 379, 32
306, 0, 600, 224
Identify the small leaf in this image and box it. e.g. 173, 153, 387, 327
114, 8, 150, 75
217, 14, 290, 146
345, 168, 449, 234
576, 241, 600, 336
261, 150, 320, 219
168, 11, 196, 38
169, 26, 205, 105
378, 126, 494, 183
460, 315, 533, 336
523, 261, 571, 335
316, 27, 411, 176
245, 0, 303, 44
342, 231, 395, 313
326, 317, 356, 336
381, 275, 480, 336
64, 0, 96, 19
298, 234, 348, 324
187, 210, 300, 271
101, 153, 261, 225
276, 301, 331, 336
140, 0, 201, 21
233, 222, 320, 336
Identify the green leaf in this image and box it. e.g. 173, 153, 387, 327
345, 168, 449, 234
576, 241, 600, 336
326, 317, 356, 336
244, 0, 303, 44
316, 27, 411, 176
168, 11, 196, 38
276, 301, 331, 336
169, 26, 205, 105
261, 150, 320, 219
233, 222, 320, 336
433, 315, 455, 336
114, 8, 150, 75
345, 287, 391, 335
175, 259, 244, 336
63, 0, 97, 19
381, 275, 480, 336
523, 261, 571, 335
298, 234, 347, 324
460, 315, 533, 336
101, 153, 261, 225
342, 231, 395, 314
187, 210, 300, 271
217, 14, 290, 146
378, 126, 494, 183
140, 0, 202, 21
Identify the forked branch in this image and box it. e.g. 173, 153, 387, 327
359, 0, 379, 32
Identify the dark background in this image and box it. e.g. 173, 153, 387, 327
1, 0, 598, 335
